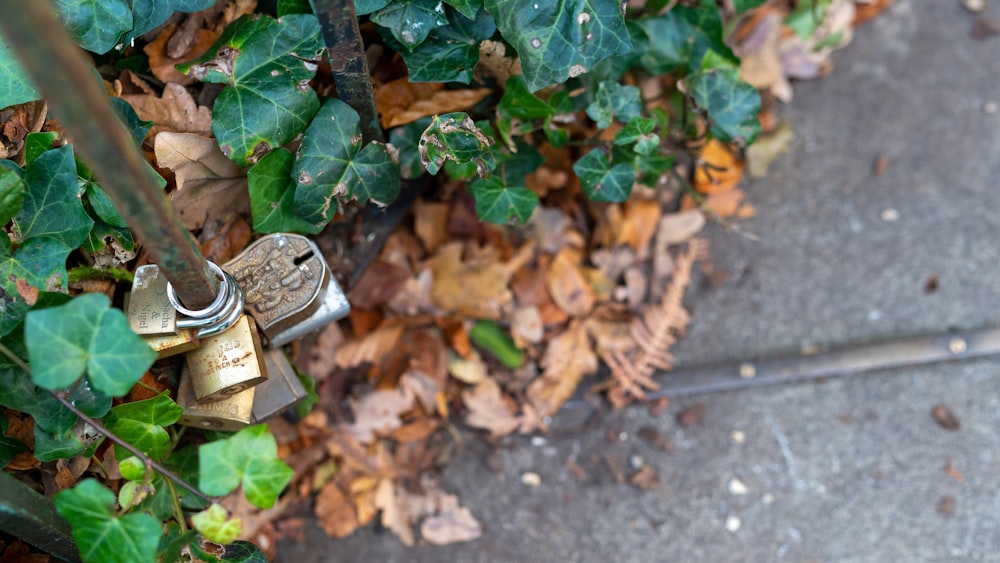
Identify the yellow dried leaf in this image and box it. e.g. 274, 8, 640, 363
694, 140, 744, 194
375, 78, 491, 128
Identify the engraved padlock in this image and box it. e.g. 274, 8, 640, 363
185, 314, 269, 402
124, 288, 199, 359
127, 265, 177, 336
224, 233, 349, 347
175, 362, 255, 431
250, 348, 309, 423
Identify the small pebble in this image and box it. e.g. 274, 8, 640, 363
629, 455, 645, 470
881, 208, 900, 221
531, 436, 548, 447
730, 430, 746, 444
521, 472, 541, 487
762, 493, 774, 505
949, 338, 967, 354
985, 101, 999, 114
963, 0, 986, 13
725, 515, 742, 532
728, 478, 749, 495
739, 363, 756, 379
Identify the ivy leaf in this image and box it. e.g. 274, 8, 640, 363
34, 425, 86, 461
0, 163, 25, 225
388, 118, 432, 180
484, 0, 632, 92
496, 75, 556, 149
354, 0, 392, 15
467, 176, 538, 224
198, 425, 294, 509
585, 81, 641, 129
220, 542, 268, 563
85, 183, 128, 228
0, 412, 27, 468
683, 67, 761, 146
0, 237, 72, 339
126, 0, 215, 43
192, 504, 242, 545
104, 392, 183, 460
573, 148, 634, 202
444, 0, 482, 19
178, 14, 323, 167
52, 0, 132, 54
55, 479, 160, 563
292, 98, 401, 226
419, 112, 496, 176
371, 0, 448, 50
295, 372, 319, 419
248, 148, 319, 235
614, 117, 660, 156
0, 36, 39, 107
24, 293, 156, 396
23, 132, 59, 167
14, 145, 94, 248
385, 8, 496, 83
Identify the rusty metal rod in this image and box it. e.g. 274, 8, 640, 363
0, 0, 219, 309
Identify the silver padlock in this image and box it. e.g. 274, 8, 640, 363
224, 233, 349, 347
250, 348, 309, 423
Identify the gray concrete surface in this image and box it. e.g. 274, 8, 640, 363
278, 2, 1000, 561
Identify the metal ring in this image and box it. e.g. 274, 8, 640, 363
176, 272, 240, 330
196, 274, 246, 339
166, 262, 229, 318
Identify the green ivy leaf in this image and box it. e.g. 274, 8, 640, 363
199, 425, 294, 508
585, 81, 641, 129
34, 424, 86, 461
354, 0, 392, 15
384, 8, 496, 83
371, 0, 448, 50
24, 293, 156, 396
192, 503, 242, 545
0, 36, 39, 107
178, 14, 323, 167
52, 0, 132, 54
419, 112, 496, 176
55, 479, 161, 563
160, 523, 200, 563
220, 542, 268, 563
496, 75, 557, 149
119, 456, 146, 481
683, 67, 761, 146
0, 163, 25, 225
632, 13, 698, 74
573, 147, 633, 202
126, 0, 216, 43
0, 237, 72, 339
468, 176, 538, 224
14, 145, 94, 248
292, 98, 401, 226
388, 118, 432, 180
444, 0, 482, 19
295, 372, 318, 419
614, 117, 659, 156
248, 148, 319, 235
85, 184, 128, 228
23, 132, 58, 167
0, 412, 27, 467
485, 0, 632, 92
105, 392, 183, 460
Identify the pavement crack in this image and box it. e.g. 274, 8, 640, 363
764, 409, 809, 492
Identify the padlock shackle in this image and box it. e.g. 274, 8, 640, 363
0, 0, 221, 309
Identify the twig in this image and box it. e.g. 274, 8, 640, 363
0, 342, 215, 505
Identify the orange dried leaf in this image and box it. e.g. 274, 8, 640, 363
616, 199, 663, 258
374, 78, 491, 128
414, 200, 451, 253
694, 140, 744, 194
144, 24, 219, 86
545, 248, 596, 317
526, 320, 598, 417
423, 241, 534, 319
315, 482, 359, 538
334, 323, 404, 368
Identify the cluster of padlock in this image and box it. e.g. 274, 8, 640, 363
124, 234, 350, 431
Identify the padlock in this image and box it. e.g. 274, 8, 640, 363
250, 348, 309, 423
224, 233, 349, 347
123, 291, 199, 358
126, 265, 177, 336
175, 362, 255, 431
184, 314, 269, 402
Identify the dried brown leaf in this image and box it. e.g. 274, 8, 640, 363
348, 259, 411, 309
526, 320, 598, 417
932, 404, 961, 431
414, 200, 451, 253
375, 79, 491, 128
420, 502, 482, 545
423, 241, 534, 319
628, 464, 661, 490
334, 322, 404, 368
462, 378, 521, 436
616, 200, 662, 259
510, 306, 544, 347
545, 248, 596, 317
120, 83, 212, 137
154, 132, 248, 231
694, 140, 744, 194
315, 482, 358, 538
144, 23, 220, 85
343, 387, 414, 444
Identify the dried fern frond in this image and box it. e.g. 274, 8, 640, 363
603, 239, 707, 406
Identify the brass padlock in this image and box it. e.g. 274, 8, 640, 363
185, 314, 269, 402
123, 291, 199, 358
127, 265, 177, 336
175, 362, 255, 431
224, 233, 349, 347
250, 348, 309, 423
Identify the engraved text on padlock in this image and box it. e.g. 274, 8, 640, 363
127, 265, 177, 336
124, 292, 199, 358
175, 363, 255, 431
185, 314, 268, 402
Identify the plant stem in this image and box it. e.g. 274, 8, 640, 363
67, 266, 134, 284
0, 0, 220, 309
310, 0, 384, 143
0, 342, 215, 506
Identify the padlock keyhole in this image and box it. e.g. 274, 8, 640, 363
293, 250, 314, 266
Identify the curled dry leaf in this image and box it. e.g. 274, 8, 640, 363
120, 83, 212, 138
154, 132, 249, 231
462, 377, 521, 436
374, 79, 491, 128
477, 39, 522, 84
315, 481, 358, 538
526, 320, 598, 417
694, 140, 744, 195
